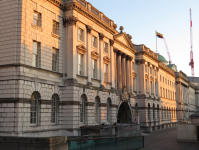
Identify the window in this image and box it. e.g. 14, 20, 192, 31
155, 70, 156, 76
160, 75, 161, 81
107, 98, 111, 122
51, 94, 59, 124
92, 59, 97, 79
80, 95, 86, 123
33, 12, 41, 27
153, 104, 155, 119
145, 65, 147, 72
53, 21, 59, 35
32, 41, 40, 67
30, 92, 40, 124
160, 87, 162, 97
78, 54, 83, 75
104, 42, 108, 53
150, 68, 152, 74
163, 77, 164, 83
92, 36, 97, 48
148, 103, 150, 121
150, 81, 153, 93
78, 28, 83, 41
95, 97, 100, 123
52, 48, 59, 72
104, 64, 108, 82
145, 79, 147, 93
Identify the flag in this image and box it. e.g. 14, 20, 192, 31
156, 31, 163, 38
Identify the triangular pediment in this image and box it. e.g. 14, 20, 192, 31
113, 33, 134, 49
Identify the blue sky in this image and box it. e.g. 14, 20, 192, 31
89, 0, 199, 77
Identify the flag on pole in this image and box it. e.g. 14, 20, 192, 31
156, 31, 163, 38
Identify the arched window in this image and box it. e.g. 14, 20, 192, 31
95, 97, 100, 123
80, 95, 87, 123
51, 94, 59, 124
107, 98, 111, 122
30, 92, 40, 124
148, 103, 150, 121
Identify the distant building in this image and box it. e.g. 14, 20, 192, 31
0, 0, 198, 137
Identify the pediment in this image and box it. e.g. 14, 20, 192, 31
77, 44, 87, 54
91, 50, 100, 59
113, 33, 134, 49
103, 56, 111, 64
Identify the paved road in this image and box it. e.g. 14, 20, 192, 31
140, 128, 199, 150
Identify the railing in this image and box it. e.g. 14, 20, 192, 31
77, 0, 86, 7
67, 136, 144, 150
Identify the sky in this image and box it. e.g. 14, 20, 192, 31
89, 0, 199, 77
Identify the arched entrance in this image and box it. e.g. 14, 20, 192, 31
117, 102, 132, 123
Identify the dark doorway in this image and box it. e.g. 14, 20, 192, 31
197, 126, 199, 141
117, 102, 132, 123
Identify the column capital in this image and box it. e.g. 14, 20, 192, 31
110, 39, 114, 46
86, 25, 93, 33
63, 16, 78, 27
99, 33, 104, 39
122, 53, 127, 58
147, 62, 151, 66
113, 48, 118, 53
126, 55, 133, 61
140, 59, 146, 64
117, 50, 123, 56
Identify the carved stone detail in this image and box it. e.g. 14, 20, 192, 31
91, 50, 100, 59
86, 25, 93, 33
63, 16, 78, 26
113, 48, 118, 53
99, 33, 104, 39
147, 62, 151, 66
119, 26, 124, 33
103, 56, 111, 64
117, 50, 122, 56
145, 74, 148, 79
132, 72, 137, 78
113, 24, 117, 29
150, 76, 153, 81
122, 53, 127, 58
110, 40, 114, 46
127, 34, 132, 40
140, 59, 146, 64
77, 44, 87, 54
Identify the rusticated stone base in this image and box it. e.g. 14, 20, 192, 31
0, 136, 68, 150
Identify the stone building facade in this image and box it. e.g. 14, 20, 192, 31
0, 0, 198, 137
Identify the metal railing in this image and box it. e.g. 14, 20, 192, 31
67, 136, 144, 150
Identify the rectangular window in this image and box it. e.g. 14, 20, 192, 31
32, 41, 40, 67
104, 64, 108, 82
104, 42, 108, 53
33, 12, 41, 27
160, 87, 162, 97
145, 79, 147, 93
150, 81, 152, 93
145, 65, 147, 72
52, 48, 59, 72
53, 21, 59, 35
133, 78, 136, 91
92, 36, 97, 48
150, 68, 152, 74
78, 54, 83, 75
92, 59, 97, 79
160, 75, 161, 81
78, 28, 83, 41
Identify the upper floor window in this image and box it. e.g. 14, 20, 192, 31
52, 48, 59, 72
78, 28, 83, 41
104, 42, 108, 53
155, 70, 156, 76
92, 59, 97, 79
51, 94, 59, 124
163, 77, 164, 83
32, 41, 40, 68
78, 54, 83, 75
53, 21, 59, 35
104, 64, 108, 82
160, 75, 161, 81
150, 68, 152, 74
92, 36, 97, 48
33, 11, 41, 27
145, 65, 147, 72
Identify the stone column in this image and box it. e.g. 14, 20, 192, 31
65, 16, 78, 82
157, 67, 160, 97
126, 56, 130, 93
99, 33, 104, 87
152, 65, 155, 95
113, 48, 118, 89
129, 57, 133, 93
117, 51, 122, 90
86, 25, 93, 85
122, 53, 127, 90
110, 40, 115, 89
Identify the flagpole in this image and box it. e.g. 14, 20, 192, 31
156, 30, 157, 53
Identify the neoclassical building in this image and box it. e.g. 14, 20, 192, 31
0, 0, 198, 137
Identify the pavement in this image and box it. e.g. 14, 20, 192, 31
140, 128, 199, 150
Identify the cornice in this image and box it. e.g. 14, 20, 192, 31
65, 2, 117, 35
47, 0, 65, 10
158, 62, 175, 77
